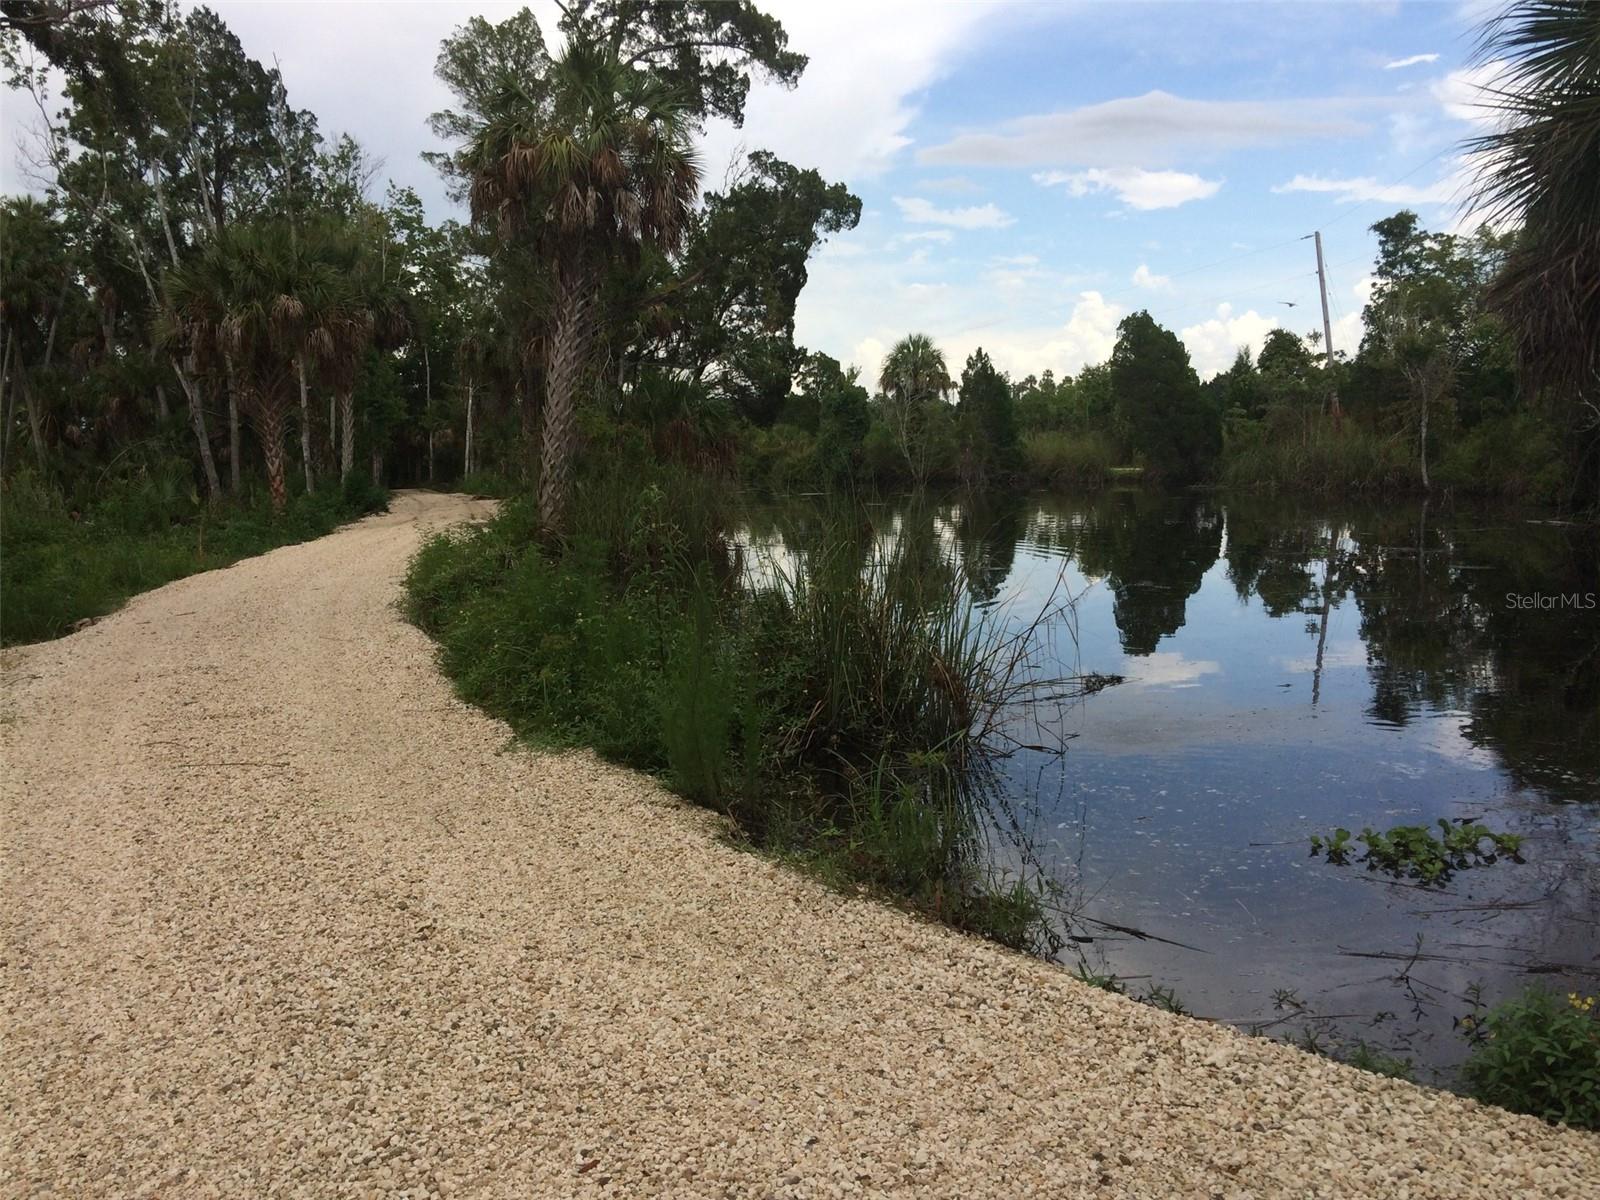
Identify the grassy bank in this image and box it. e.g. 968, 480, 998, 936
1217, 411, 1572, 503
405, 468, 1070, 953
1, 468, 388, 646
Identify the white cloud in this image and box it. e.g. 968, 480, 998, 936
1131, 263, 1172, 292
1180, 303, 1281, 378
1432, 61, 1510, 127
918, 175, 984, 194
1384, 53, 1439, 70
1330, 310, 1363, 360
1272, 172, 1461, 206
995, 254, 1040, 266
1036, 166, 1222, 210
920, 90, 1365, 167
894, 195, 1016, 229
698, 0, 1003, 183
853, 337, 889, 380
896, 230, 955, 245
1121, 651, 1221, 689
940, 291, 1124, 380
127, 0, 1003, 220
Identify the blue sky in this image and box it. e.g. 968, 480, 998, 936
1, 0, 1505, 380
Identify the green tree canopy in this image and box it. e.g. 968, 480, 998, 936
1109, 310, 1217, 482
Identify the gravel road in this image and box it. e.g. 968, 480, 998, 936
2, 490, 1595, 1198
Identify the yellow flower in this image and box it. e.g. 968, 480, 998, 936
1568, 992, 1596, 1013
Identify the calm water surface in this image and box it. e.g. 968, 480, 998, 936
759, 491, 1600, 1080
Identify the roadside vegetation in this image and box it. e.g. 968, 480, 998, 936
406, 460, 1074, 955
1, 466, 385, 645
1462, 987, 1600, 1131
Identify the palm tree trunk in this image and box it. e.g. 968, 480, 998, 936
297, 357, 315, 494
225, 355, 242, 494
154, 381, 170, 422
339, 391, 355, 481
464, 378, 475, 477
539, 264, 597, 535
1418, 396, 1430, 491
13, 353, 46, 473
172, 357, 222, 502
328, 392, 337, 474
1, 329, 15, 474
257, 402, 289, 514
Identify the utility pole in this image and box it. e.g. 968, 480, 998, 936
1312, 230, 1342, 423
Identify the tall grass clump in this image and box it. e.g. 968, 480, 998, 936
2, 465, 388, 645
1220, 417, 1419, 495
405, 473, 1071, 955
1021, 431, 1116, 489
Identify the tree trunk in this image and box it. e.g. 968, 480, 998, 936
464, 378, 475, 477
339, 391, 355, 482
539, 264, 597, 536
328, 392, 337, 474
421, 343, 436, 484
11, 353, 49, 473
154, 381, 171, 422
297, 357, 315, 495
173, 358, 222, 502
225, 356, 242, 494
1418, 396, 1430, 492
370, 446, 382, 486
257, 403, 289, 514
0, 329, 15, 473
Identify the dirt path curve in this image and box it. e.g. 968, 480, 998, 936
3, 491, 1594, 1198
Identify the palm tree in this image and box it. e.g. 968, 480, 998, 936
0, 197, 69, 474
877, 333, 952, 486
301, 217, 407, 483
1468, 1, 1600, 489
162, 221, 314, 513
464, 40, 699, 535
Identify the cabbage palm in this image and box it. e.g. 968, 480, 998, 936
1469, 2, 1600, 442
0, 197, 68, 473
878, 333, 952, 486
162, 222, 325, 512
464, 40, 699, 535
301, 219, 407, 482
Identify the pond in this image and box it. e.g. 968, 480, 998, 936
750, 490, 1600, 1082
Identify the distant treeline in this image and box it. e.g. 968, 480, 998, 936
3, 0, 1596, 560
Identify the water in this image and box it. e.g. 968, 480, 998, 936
755, 490, 1600, 1081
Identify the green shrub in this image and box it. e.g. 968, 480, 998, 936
1, 467, 387, 646
1463, 988, 1600, 1129
740, 424, 819, 495
454, 470, 520, 499
1434, 410, 1567, 502
660, 577, 736, 807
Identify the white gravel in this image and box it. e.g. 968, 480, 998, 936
2, 489, 1595, 1198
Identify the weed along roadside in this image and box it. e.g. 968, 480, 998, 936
404, 467, 1083, 955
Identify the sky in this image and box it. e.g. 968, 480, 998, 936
1, 0, 1506, 382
